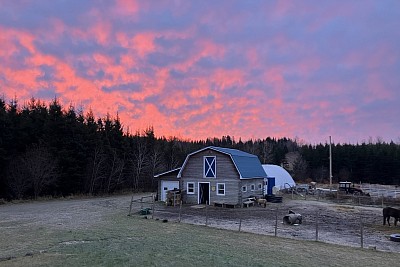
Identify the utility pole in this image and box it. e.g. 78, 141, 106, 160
329, 136, 333, 190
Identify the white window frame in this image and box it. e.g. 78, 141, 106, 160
216, 183, 225, 196
258, 183, 262, 190
242, 185, 247, 192
203, 156, 216, 178
187, 182, 195, 194
251, 184, 255, 191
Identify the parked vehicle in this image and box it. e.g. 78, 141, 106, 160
338, 182, 369, 196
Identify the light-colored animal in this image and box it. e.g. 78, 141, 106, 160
383, 207, 400, 226
254, 196, 267, 208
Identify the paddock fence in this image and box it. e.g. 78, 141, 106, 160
128, 194, 400, 253
285, 190, 400, 208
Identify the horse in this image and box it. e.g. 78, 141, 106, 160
383, 207, 400, 226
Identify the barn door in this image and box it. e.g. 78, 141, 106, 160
198, 182, 210, 205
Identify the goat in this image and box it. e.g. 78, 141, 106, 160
383, 207, 400, 226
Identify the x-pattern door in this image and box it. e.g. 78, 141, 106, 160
204, 156, 216, 178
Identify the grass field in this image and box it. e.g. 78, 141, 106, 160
1, 195, 400, 267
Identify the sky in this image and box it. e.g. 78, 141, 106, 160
1, 0, 399, 145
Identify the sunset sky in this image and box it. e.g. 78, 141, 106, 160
1, 0, 399, 144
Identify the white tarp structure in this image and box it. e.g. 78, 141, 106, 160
262, 164, 296, 190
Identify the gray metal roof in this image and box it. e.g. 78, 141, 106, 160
178, 146, 267, 179
154, 168, 181, 178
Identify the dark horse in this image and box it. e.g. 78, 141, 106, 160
383, 207, 400, 226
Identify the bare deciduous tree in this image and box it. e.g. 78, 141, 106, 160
292, 154, 308, 181
165, 137, 181, 170
7, 157, 31, 199
131, 135, 148, 191
261, 141, 275, 164
20, 144, 58, 199
149, 145, 163, 190
88, 145, 107, 195
105, 149, 125, 193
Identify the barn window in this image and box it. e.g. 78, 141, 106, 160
204, 156, 216, 178
251, 184, 255, 191
258, 183, 262, 190
187, 182, 195, 194
242, 186, 247, 192
217, 183, 225, 195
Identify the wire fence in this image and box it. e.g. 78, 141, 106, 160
287, 189, 400, 207
128, 194, 400, 253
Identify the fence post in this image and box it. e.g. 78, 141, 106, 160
151, 194, 155, 219
178, 200, 182, 223
315, 211, 319, 241
205, 201, 208, 226
274, 209, 278, 237
239, 212, 242, 232
360, 214, 364, 249
128, 194, 134, 216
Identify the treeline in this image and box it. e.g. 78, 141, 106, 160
0, 97, 399, 200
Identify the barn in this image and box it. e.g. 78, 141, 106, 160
156, 146, 268, 206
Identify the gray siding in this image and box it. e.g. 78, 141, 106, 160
240, 179, 264, 199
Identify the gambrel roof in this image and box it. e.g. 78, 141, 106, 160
177, 146, 268, 179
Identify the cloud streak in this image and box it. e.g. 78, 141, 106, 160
1, 0, 399, 144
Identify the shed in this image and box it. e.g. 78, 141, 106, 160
155, 168, 181, 202
262, 164, 296, 190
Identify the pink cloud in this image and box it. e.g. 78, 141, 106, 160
246, 48, 260, 67
90, 21, 112, 46
115, 32, 130, 48
133, 33, 156, 57
365, 73, 392, 102
114, 0, 139, 15
198, 39, 225, 58
0, 27, 36, 56
212, 69, 245, 90
168, 38, 226, 72
189, 88, 211, 99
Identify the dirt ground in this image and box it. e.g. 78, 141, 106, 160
1, 193, 400, 260
146, 195, 400, 253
